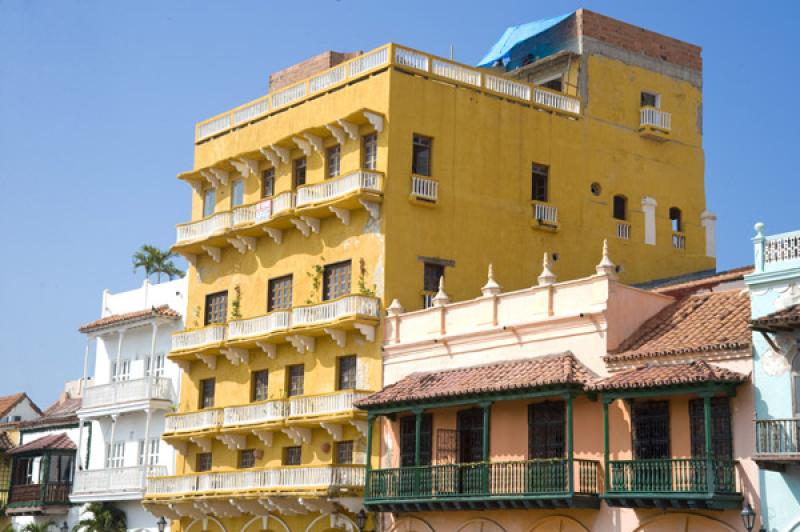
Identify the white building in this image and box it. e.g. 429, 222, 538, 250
71, 278, 187, 531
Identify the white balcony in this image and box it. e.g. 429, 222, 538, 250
232, 192, 296, 227
532, 201, 558, 227
289, 390, 371, 419
410, 176, 438, 202
72, 465, 167, 502
146, 466, 365, 497
176, 212, 232, 245
295, 170, 383, 208
534, 87, 581, 115
672, 232, 686, 250
223, 400, 288, 427
80, 377, 173, 416
616, 222, 631, 240
291, 295, 381, 329
171, 324, 226, 352
640, 107, 671, 131
164, 409, 223, 434
228, 311, 290, 341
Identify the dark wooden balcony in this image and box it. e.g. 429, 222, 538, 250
604, 458, 741, 509
7, 481, 72, 515
754, 418, 800, 471
365, 458, 600, 512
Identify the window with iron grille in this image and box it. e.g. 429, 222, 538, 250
423, 263, 444, 293
337, 355, 357, 390
203, 188, 216, 218
400, 414, 432, 466
293, 158, 307, 188
238, 449, 256, 469
287, 365, 304, 397
436, 429, 458, 464
531, 163, 549, 202
283, 446, 302, 466
268, 275, 293, 312
689, 397, 733, 459
335, 441, 354, 464
613, 195, 628, 221
199, 378, 215, 409
196, 452, 212, 472
412, 135, 432, 176
632, 400, 670, 459
231, 179, 245, 207
323, 260, 351, 301
204, 291, 228, 325
251, 370, 269, 402
363, 134, 378, 170
326, 145, 341, 178
528, 401, 565, 459
262, 168, 275, 198
457, 408, 484, 463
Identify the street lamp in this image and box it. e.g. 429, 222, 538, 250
157, 516, 168, 532
741, 502, 756, 532
60, 522, 68, 532
355, 509, 368, 531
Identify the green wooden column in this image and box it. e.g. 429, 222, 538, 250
365, 414, 375, 498
413, 408, 423, 494
481, 401, 492, 494
566, 394, 574, 495
602, 398, 610, 493
703, 394, 715, 495
39, 453, 50, 504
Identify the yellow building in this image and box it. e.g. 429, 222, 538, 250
144, 9, 716, 532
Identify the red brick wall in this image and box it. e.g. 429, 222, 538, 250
578, 9, 702, 72
269, 50, 362, 91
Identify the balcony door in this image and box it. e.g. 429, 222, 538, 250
528, 401, 566, 492
631, 400, 671, 490
457, 408, 484, 495
323, 261, 352, 301
204, 291, 228, 326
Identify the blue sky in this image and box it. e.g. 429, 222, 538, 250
1, 0, 797, 406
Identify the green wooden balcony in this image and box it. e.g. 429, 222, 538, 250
365, 458, 600, 511
604, 458, 742, 509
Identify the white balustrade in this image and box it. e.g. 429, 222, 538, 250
164, 409, 223, 433
223, 400, 288, 427
431, 59, 481, 86
672, 232, 686, 249
271, 191, 295, 218
233, 203, 257, 226
176, 212, 232, 244
233, 98, 270, 126
765, 233, 800, 264
228, 311, 290, 340
171, 324, 226, 351
271, 83, 308, 110
289, 390, 371, 418
73, 465, 167, 496
394, 47, 429, 71
533, 202, 558, 225
347, 47, 389, 76
197, 114, 232, 141
296, 171, 383, 207
485, 75, 531, 101
291, 295, 380, 328
534, 87, 581, 114
411, 175, 438, 202
640, 107, 672, 131
81, 377, 173, 410
309, 64, 346, 93
616, 222, 631, 240
145, 466, 365, 496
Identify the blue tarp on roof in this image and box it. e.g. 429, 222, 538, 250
477, 12, 572, 67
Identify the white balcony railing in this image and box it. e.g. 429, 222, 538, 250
672, 232, 686, 250
485, 75, 531, 101
534, 87, 581, 114
223, 400, 288, 427
228, 311, 290, 341
411, 176, 438, 202
197, 115, 232, 141
394, 47, 429, 71
616, 222, 631, 240
309, 64, 346, 94
431, 59, 482, 87
291, 296, 381, 328
176, 212, 232, 244
640, 107, 671, 131
289, 390, 371, 418
81, 377, 173, 410
533, 201, 558, 225
164, 409, 223, 433
296, 171, 383, 207
146, 466, 365, 497
72, 465, 167, 497
171, 325, 226, 351
764, 232, 800, 266
348, 47, 389, 77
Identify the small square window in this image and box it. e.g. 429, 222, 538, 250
204, 291, 228, 325
283, 446, 302, 466
323, 261, 352, 301
288, 365, 304, 397
423, 263, 445, 293
252, 370, 269, 402
238, 449, 256, 469
199, 378, 215, 409
268, 275, 293, 312
335, 441, 354, 465
641, 91, 660, 108
337, 355, 357, 390
196, 452, 212, 472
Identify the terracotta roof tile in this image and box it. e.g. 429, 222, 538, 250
591, 360, 747, 391
0, 393, 40, 419
355, 353, 594, 408
751, 305, 800, 332
606, 290, 751, 363
8, 433, 75, 455
18, 398, 81, 430
651, 266, 753, 297
79, 305, 181, 333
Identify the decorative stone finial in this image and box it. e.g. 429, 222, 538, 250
754, 222, 765, 238
595, 239, 617, 278
387, 298, 404, 316
537, 253, 556, 286
432, 275, 450, 307
481, 264, 502, 296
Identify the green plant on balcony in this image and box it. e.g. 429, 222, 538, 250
231, 285, 242, 320
358, 258, 376, 297
305, 257, 326, 305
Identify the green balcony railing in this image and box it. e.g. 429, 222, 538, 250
366, 458, 599, 502
607, 459, 739, 496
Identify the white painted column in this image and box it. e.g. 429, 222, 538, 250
108, 413, 119, 468
641, 196, 658, 246
74, 336, 92, 475
701, 210, 717, 258
143, 408, 153, 468
113, 329, 126, 382
148, 322, 159, 397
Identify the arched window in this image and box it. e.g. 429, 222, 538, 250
669, 207, 682, 232
613, 195, 628, 221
